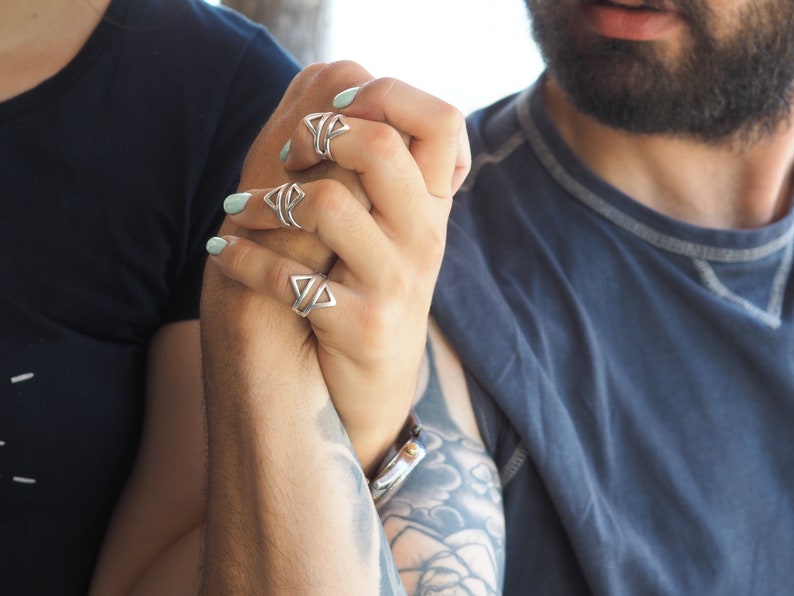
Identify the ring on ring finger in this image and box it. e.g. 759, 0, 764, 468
290, 272, 336, 317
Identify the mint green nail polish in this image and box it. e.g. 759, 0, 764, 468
206, 237, 228, 256
279, 139, 291, 162
223, 192, 252, 215
332, 87, 361, 109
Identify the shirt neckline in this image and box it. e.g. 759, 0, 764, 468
0, 0, 130, 122
517, 76, 794, 264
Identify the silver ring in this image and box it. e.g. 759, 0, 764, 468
264, 182, 305, 228
290, 272, 336, 317
303, 112, 350, 161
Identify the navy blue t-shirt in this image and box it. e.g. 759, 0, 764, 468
434, 81, 794, 594
0, 0, 298, 592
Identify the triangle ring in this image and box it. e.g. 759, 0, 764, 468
290, 272, 337, 317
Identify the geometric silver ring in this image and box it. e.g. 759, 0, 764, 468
264, 182, 305, 229
290, 272, 337, 317
303, 112, 350, 161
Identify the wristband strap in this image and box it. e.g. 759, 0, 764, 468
368, 408, 427, 509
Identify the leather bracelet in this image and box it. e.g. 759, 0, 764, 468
368, 408, 427, 509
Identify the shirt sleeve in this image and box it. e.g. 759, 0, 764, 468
161, 28, 299, 324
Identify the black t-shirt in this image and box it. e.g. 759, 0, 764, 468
0, 0, 298, 592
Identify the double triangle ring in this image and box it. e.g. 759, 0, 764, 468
290, 272, 337, 317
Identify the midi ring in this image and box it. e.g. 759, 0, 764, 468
303, 112, 350, 161
290, 272, 336, 317
264, 182, 305, 229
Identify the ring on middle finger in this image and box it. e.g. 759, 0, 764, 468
264, 182, 305, 229
303, 112, 350, 161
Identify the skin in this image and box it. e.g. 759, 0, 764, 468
546, 79, 794, 229
207, 66, 469, 473
0, 1, 206, 593
0, 0, 110, 101
206, 1, 794, 592
88, 41, 493, 596
534, 0, 794, 229
90, 321, 205, 595
200, 63, 505, 593
50, 0, 794, 592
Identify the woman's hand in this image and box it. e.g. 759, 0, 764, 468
205, 63, 470, 472
199, 63, 481, 593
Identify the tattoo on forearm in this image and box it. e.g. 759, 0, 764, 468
318, 342, 504, 595
379, 346, 505, 595
318, 400, 408, 594
379, 520, 408, 595
318, 401, 378, 562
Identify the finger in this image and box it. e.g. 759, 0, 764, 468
231, 63, 377, 277
280, 61, 375, 118
205, 235, 357, 325
223, 185, 308, 231
241, 61, 374, 179
285, 115, 448, 238
207, 245, 422, 376
225, 180, 392, 285
334, 77, 471, 198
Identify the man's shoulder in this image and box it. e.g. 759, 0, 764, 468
465, 91, 527, 160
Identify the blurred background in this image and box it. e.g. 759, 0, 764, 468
210, 0, 544, 114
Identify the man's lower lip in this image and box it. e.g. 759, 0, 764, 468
581, 1, 683, 41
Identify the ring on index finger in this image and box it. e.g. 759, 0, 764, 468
303, 112, 350, 161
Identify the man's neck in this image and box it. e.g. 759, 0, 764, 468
0, 0, 111, 102
543, 77, 794, 230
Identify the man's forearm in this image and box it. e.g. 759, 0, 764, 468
199, 322, 403, 595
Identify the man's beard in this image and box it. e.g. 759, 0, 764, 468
527, 0, 794, 145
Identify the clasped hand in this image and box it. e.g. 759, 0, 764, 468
203, 61, 470, 473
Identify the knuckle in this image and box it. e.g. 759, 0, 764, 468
355, 302, 393, 345
280, 63, 328, 104
365, 77, 420, 113
225, 242, 253, 276
367, 76, 401, 101
318, 60, 371, 91
294, 62, 327, 84
268, 257, 295, 298
402, 215, 448, 261
367, 123, 405, 162
311, 179, 351, 220
423, 223, 448, 261
433, 101, 466, 133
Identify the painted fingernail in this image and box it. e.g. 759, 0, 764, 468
279, 139, 291, 162
206, 237, 228, 256
332, 87, 361, 109
223, 192, 252, 215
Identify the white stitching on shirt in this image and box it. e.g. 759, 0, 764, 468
692, 259, 783, 328
517, 89, 794, 264
462, 131, 526, 193
767, 237, 793, 319
500, 441, 528, 488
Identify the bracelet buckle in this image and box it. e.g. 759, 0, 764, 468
368, 408, 427, 509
